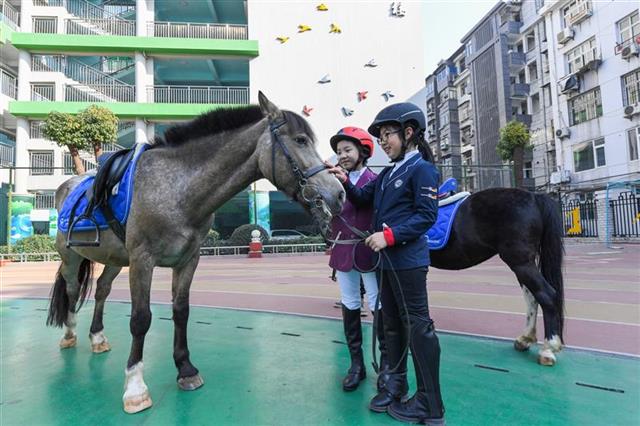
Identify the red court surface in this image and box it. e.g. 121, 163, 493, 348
1, 242, 638, 356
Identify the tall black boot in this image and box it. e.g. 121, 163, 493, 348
341, 304, 366, 391
374, 310, 390, 392
388, 320, 445, 425
369, 312, 408, 412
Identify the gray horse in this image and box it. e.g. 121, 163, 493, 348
46, 92, 345, 413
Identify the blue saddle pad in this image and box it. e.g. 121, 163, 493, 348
427, 193, 469, 251
58, 144, 150, 234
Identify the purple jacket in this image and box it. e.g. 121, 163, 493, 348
329, 168, 377, 272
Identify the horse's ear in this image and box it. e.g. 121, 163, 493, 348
258, 91, 281, 120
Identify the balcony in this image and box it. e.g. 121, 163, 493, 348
0, 141, 15, 167
148, 86, 249, 105
510, 83, 530, 99
508, 51, 526, 72
500, 20, 522, 39
513, 113, 532, 128
149, 21, 248, 40
0, 69, 17, 99
0, 0, 19, 30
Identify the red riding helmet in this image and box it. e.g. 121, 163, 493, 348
329, 127, 374, 158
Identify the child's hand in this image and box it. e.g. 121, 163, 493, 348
324, 160, 347, 183
365, 232, 388, 252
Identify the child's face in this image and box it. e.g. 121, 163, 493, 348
378, 125, 404, 161
336, 140, 361, 171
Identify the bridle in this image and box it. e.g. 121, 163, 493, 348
268, 117, 327, 207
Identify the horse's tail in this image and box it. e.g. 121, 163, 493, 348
535, 193, 565, 341
46, 258, 94, 327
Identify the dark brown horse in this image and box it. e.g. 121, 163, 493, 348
430, 188, 564, 365
46, 92, 345, 413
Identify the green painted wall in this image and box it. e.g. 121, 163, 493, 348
9, 101, 249, 120
10, 33, 259, 57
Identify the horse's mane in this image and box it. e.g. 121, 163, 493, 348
152, 105, 315, 147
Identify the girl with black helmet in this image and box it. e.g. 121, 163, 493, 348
328, 126, 389, 393
326, 103, 445, 425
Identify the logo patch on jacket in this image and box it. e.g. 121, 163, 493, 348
394, 179, 403, 188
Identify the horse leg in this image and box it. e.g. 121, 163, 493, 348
514, 286, 539, 352
58, 256, 93, 348
171, 254, 204, 391
89, 265, 122, 353
122, 256, 154, 414
510, 263, 562, 366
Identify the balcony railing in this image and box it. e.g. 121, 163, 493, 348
32, 55, 66, 73
148, 86, 249, 104
32, 16, 58, 33
511, 83, 530, 99
66, 17, 135, 36
0, 0, 20, 29
508, 51, 526, 70
34, 193, 56, 210
31, 83, 55, 101
0, 142, 15, 167
65, 83, 135, 102
0, 69, 17, 99
149, 21, 248, 40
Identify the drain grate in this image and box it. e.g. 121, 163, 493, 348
576, 382, 624, 393
474, 364, 509, 373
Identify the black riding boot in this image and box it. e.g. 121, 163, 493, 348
342, 304, 366, 391
374, 310, 390, 392
388, 320, 445, 425
369, 313, 408, 412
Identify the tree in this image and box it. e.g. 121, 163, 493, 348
42, 111, 88, 174
497, 120, 531, 188
78, 105, 118, 161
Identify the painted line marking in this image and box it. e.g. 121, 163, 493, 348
575, 382, 625, 393
236, 326, 253, 330
474, 364, 509, 373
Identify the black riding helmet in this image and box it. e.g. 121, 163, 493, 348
368, 102, 427, 162
367, 102, 426, 138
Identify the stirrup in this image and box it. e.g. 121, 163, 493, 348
66, 214, 100, 248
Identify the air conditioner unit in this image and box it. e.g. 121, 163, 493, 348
569, 7, 592, 26
550, 170, 572, 185
555, 127, 571, 139
560, 75, 580, 94
621, 44, 640, 60
440, 143, 450, 151
557, 27, 574, 45
624, 103, 640, 119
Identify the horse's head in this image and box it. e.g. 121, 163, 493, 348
257, 92, 344, 238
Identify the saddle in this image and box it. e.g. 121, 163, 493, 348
427, 178, 471, 250
66, 147, 137, 247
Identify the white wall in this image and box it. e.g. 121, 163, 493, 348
546, 1, 640, 187
248, 1, 427, 162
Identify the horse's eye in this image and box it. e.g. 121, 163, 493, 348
294, 136, 307, 145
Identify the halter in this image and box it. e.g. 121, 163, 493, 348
269, 118, 327, 206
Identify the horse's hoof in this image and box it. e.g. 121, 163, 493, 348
513, 339, 531, 352
123, 391, 153, 414
178, 374, 204, 391
59, 334, 77, 349
538, 349, 556, 366
91, 341, 111, 353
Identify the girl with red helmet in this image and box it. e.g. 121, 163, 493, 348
328, 127, 389, 393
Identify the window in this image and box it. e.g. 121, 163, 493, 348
622, 69, 640, 106
29, 151, 54, 175
436, 68, 448, 86
459, 57, 466, 73
459, 78, 469, 98
425, 81, 434, 97
543, 85, 552, 107
617, 11, 639, 46
526, 33, 536, 52
528, 61, 538, 82
628, 127, 640, 161
562, 0, 592, 27
573, 138, 605, 172
569, 88, 602, 125
531, 93, 541, 113
439, 110, 449, 128
566, 37, 598, 74
535, 0, 545, 12
524, 161, 533, 179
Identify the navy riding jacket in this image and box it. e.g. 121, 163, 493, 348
344, 154, 439, 270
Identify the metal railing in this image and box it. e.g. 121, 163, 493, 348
31, 83, 55, 101
561, 199, 598, 237
65, 83, 135, 102
32, 54, 66, 73
0, 252, 61, 262
29, 151, 54, 175
63, 152, 97, 175
148, 86, 249, 104
610, 191, 640, 238
66, 58, 131, 87
32, 16, 58, 33
149, 21, 248, 40
66, 17, 134, 36
0, 0, 20, 29
30, 121, 46, 139
0, 68, 17, 99
102, 142, 125, 153
34, 192, 56, 209
0, 141, 14, 166
35, 0, 126, 21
